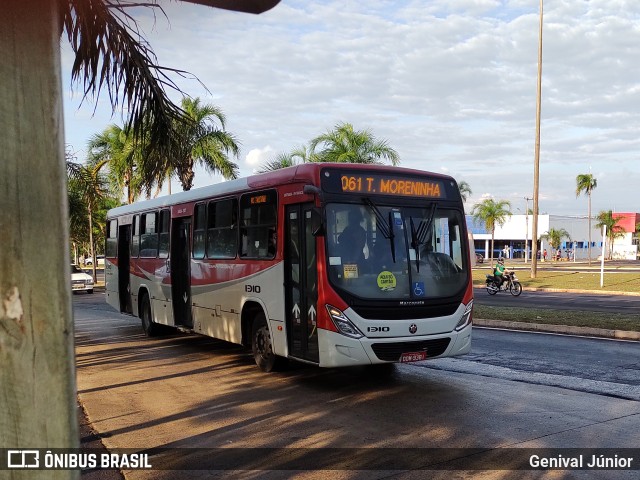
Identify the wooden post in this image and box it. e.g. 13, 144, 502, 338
0, 1, 79, 478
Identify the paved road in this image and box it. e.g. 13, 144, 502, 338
473, 286, 640, 314
441, 327, 640, 397
73, 293, 640, 478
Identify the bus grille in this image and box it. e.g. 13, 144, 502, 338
371, 338, 451, 362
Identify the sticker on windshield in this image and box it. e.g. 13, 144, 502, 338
344, 264, 359, 279
377, 271, 397, 291
393, 212, 403, 228
413, 282, 425, 297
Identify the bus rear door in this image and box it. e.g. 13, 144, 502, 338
171, 217, 193, 328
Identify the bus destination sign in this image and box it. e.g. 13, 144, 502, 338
323, 171, 445, 199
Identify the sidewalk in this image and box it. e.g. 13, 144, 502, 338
488, 258, 640, 271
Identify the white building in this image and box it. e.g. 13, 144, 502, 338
467, 213, 639, 261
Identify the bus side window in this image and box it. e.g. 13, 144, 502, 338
193, 203, 206, 259
105, 219, 117, 258
140, 211, 158, 258
239, 190, 277, 259
131, 215, 140, 257
158, 209, 170, 258
207, 198, 238, 259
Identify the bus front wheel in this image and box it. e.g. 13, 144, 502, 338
251, 313, 284, 372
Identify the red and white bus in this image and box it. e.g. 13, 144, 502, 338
105, 163, 473, 371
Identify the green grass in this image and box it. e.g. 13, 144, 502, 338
473, 266, 640, 332
474, 305, 640, 333
472, 268, 640, 293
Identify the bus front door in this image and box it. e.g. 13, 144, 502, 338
285, 204, 319, 363
171, 217, 193, 328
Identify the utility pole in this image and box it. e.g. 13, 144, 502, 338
531, 0, 544, 279
524, 196, 533, 262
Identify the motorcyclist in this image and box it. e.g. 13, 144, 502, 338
493, 257, 511, 290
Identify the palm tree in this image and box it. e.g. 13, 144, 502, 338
576, 173, 597, 264
471, 199, 512, 261
87, 124, 143, 204
257, 145, 319, 173
147, 97, 240, 191
309, 122, 400, 165
458, 180, 472, 203
67, 162, 110, 281
595, 211, 624, 260
541, 228, 571, 259
257, 152, 298, 173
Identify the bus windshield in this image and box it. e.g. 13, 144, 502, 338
326, 202, 468, 301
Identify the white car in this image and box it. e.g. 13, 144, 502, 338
71, 264, 94, 294
84, 255, 105, 266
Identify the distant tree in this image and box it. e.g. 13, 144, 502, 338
146, 97, 240, 191
67, 162, 111, 281
458, 180, 472, 203
289, 145, 318, 164
541, 228, 571, 258
471, 199, 512, 261
256, 146, 316, 173
257, 153, 297, 173
309, 122, 400, 165
576, 173, 598, 264
595, 210, 625, 260
87, 124, 143, 204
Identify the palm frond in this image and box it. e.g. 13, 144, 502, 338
63, 0, 197, 150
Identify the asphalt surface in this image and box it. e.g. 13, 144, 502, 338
72, 293, 640, 479
473, 286, 640, 313
75, 260, 639, 477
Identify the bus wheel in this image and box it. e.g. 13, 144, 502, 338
252, 313, 284, 372
140, 293, 159, 337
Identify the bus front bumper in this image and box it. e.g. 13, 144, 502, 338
317, 323, 472, 368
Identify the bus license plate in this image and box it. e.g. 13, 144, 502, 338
400, 351, 426, 363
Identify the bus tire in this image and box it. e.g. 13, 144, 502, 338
251, 313, 284, 372
140, 292, 160, 337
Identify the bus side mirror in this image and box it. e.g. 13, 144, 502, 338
303, 185, 325, 236
310, 207, 324, 236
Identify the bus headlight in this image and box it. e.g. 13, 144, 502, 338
326, 305, 363, 339
454, 301, 473, 331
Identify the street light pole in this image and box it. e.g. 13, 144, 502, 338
531, 0, 543, 279
524, 196, 532, 263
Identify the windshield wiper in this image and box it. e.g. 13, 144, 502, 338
363, 197, 396, 262
410, 204, 437, 272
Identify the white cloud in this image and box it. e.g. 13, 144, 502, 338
245, 146, 276, 169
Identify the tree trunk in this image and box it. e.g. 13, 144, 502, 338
1, 1, 79, 478
490, 231, 495, 262
180, 160, 195, 191
88, 205, 97, 282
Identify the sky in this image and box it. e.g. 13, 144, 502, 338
61, 0, 640, 216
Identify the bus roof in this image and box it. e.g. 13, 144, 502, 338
107, 163, 457, 218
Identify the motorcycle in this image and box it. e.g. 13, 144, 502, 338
485, 271, 522, 296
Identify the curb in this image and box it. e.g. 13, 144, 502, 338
474, 318, 640, 341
